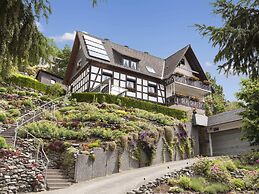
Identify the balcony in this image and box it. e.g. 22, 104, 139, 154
166, 95, 205, 110
173, 74, 211, 91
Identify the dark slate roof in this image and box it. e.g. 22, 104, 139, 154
164, 45, 190, 79
36, 70, 63, 80
208, 108, 244, 126
77, 31, 207, 80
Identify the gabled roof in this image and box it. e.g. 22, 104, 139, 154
164, 45, 190, 79
64, 31, 209, 84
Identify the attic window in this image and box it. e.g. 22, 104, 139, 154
122, 58, 138, 70
146, 66, 156, 74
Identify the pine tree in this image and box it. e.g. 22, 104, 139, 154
196, 0, 259, 79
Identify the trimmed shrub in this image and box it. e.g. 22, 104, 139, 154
8, 73, 48, 93
0, 136, 8, 148
71, 93, 186, 120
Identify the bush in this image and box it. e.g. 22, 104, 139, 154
168, 186, 184, 193
17, 91, 26, 96
8, 109, 21, 117
8, 73, 48, 93
88, 140, 101, 149
0, 111, 6, 122
178, 176, 191, 189
71, 93, 186, 120
230, 178, 246, 190
22, 99, 33, 107
46, 83, 65, 97
204, 183, 229, 194
0, 136, 8, 148
0, 87, 7, 93
189, 177, 206, 192
19, 120, 88, 140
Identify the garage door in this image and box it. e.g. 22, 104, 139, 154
211, 128, 251, 156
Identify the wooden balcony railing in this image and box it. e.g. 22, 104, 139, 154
166, 95, 205, 110
173, 75, 211, 91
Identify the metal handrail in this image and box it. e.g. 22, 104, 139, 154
12, 95, 66, 188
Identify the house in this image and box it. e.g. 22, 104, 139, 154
36, 70, 63, 85
64, 31, 212, 114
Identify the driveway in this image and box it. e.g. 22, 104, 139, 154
36, 158, 198, 194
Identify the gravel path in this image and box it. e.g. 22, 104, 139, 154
35, 158, 198, 194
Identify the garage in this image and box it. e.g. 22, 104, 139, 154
211, 128, 251, 156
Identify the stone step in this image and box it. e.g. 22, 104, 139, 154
47, 178, 72, 183
47, 171, 64, 176
47, 175, 68, 179
48, 187, 67, 191
47, 182, 71, 188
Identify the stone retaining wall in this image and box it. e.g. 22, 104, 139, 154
74, 123, 198, 182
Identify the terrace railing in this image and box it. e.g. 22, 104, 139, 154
173, 75, 211, 91
166, 95, 204, 110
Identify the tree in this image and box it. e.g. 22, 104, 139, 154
204, 72, 227, 116
49, 45, 71, 78
196, 0, 259, 79
0, 0, 52, 79
0, 0, 95, 80
236, 79, 259, 146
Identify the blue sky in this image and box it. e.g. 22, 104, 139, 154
39, 0, 243, 101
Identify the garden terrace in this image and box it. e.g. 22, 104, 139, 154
17, 101, 194, 177
71, 92, 187, 120
0, 85, 54, 129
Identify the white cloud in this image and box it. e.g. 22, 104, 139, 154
205, 61, 213, 67
51, 31, 76, 42
35, 21, 43, 32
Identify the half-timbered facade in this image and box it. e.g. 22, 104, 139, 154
64, 31, 211, 114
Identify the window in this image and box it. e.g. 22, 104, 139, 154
146, 66, 156, 73
123, 59, 130, 68
122, 58, 138, 70
177, 58, 185, 67
148, 84, 157, 95
126, 79, 136, 91
50, 79, 56, 85
102, 72, 112, 82
131, 61, 137, 70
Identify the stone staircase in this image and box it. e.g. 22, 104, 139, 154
0, 127, 15, 145
46, 168, 73, 190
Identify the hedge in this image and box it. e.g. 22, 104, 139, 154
8, 73, 48, 93
71, 92, 187, 120
8, 73, 65, 96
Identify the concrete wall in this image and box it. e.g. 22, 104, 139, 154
74, 123, 198, 182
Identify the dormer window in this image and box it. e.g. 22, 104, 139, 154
122, 58, 138, 70
146, 66, 156, 74
123, 59, 130, 68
